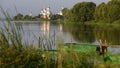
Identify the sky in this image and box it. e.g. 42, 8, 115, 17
0, 0, 109, 17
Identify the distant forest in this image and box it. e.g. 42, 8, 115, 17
13, 0, 120, 24
13, 13, 63, 21
62, 0, 120, 23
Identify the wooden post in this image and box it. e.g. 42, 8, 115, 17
54, 29, 56, 49
30, 40, 34, 49
104, 39, 107, 53
71, 36, 72, 44
104, 39, 107, 46
70, 35, 73, 49
38, 37, 40, 48
99, 39, 102, 54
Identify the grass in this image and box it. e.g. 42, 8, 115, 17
0, 9, 120, 68
64, 44, 97, 53
85, 20, 120, 27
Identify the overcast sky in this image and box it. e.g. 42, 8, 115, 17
0, 0, 109, 16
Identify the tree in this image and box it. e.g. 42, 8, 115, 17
94, 3, 107, 21
106, 0, 120, 22
13, 13, 23, 20
70, 2, 96, 23
24, 15, 33, 20
51, 14, 63, 20
62, 8, 70, 19
94, 0, 120, 22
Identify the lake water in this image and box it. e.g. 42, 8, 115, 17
0, 21, 120, 45
0, 21, 120, 53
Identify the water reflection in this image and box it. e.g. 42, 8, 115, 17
63, 24, 95, 43
42, 21, 50, 36
2, 21, 119, 45
59, 24, 62, 32
63, 24, 120, 45
94, 25, 120, 45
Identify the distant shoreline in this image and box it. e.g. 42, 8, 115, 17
3, 19, 63, 24
0, 20, 42, 22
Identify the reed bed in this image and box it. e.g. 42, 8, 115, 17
0, 8, 120, 68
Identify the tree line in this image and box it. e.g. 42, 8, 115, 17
13, 13, 63, 21
62, 0, 120, 24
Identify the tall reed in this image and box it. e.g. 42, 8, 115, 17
0, 8, 120, 68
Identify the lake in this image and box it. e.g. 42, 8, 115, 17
0, 21, 120, 53
0, 21, 120, 45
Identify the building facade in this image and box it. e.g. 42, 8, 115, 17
40, 7, 51, 19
